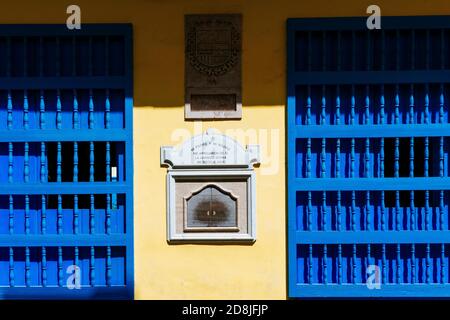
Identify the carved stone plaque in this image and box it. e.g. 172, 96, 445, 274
185, 14, 242, 120
160, 129, 260, 168
161, 130, 259, 242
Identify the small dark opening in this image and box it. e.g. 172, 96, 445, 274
47, 142, 111, 182
384, 190, 438, 208
384, 137, 432, 178
47, 194, 106, 209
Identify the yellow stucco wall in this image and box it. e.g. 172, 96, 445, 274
4, 0, 450, 300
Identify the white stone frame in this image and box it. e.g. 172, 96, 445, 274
166, 170, 256, 242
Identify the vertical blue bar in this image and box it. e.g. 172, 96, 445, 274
287, 20, 298, 296
124, 24, 134, 296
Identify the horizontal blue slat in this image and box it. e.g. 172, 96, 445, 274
292, 71, 450, 85
0, 77, 128, 89
294, 124, 450, 138
294, 178, 450, 191
287, 15, 450, 31
0, 234, 126, 246
0, 286, 131, 300
0, 182, 128, 194
292, 284, 450, 298
296, 231, 450, 244
0, 129, 128, 142
0, 23, 131, 36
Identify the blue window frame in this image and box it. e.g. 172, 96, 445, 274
287, 16, 450, 297
0, 24, 133, 299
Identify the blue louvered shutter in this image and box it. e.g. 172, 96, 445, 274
0, 24, 133, 299
288, 16, 450, 297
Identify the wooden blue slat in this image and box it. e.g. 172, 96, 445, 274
56, 90, 62, 129
292, 284, 450, 298
411, 244, 416, 284
9, 247, 14, 287
74, 246, 79, 275
287, 22, 297, 296
73, 90, 79, 129
293, 177, 450, 191
293, 124, 450, 138
41, 195, 46, 234
106, 194, 111, 235
335, 93, 342, 230
0, 129, 128, 142
106, 246, 112, 286
382, 244, 386, 284
58, 246, 63, 287
439, 87, 445, 231
337, 244, 342, 284
0, 234, 126, 246
23, 90, 29, 129
57, 194, 62, 234
39, 90, 45, 129
25, 195, 30, 234
308, 244, 312, 284
90, 194, 95, 234
73, 142, 78, 182
57, 142, 62, 182
380, 88, 386, 231
90, 246, 95, 286
41, 246, 47, 287
409, 87, 415, 231
441, 243, 446, 283
295, 231, 450, 244
8, 143, 13, 183
396, 244, 401, 283
7, 91, 12, 129
73, 195, 79, 234
8, 195, 13, 234
89, 90, 94, 129
25, 246, 30, 286
292, 70, 450, 85
0, 287, 132, 300
24, 143, 29, 182
426, 243, 431, 283
105, 90, 111, 129
0, 77, 128, 89
352, 244, 356, 284
322, 244, 327, 284
40, 142, 46, 183
0, 183, 127, 194
350, 90, 356, 231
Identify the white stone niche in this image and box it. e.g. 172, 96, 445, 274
161, 129, 260, 242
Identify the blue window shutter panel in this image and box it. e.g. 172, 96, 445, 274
288, 16, 450, 298
0, 24, 133, 299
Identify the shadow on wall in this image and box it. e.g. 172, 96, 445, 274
131, 3, 286, 108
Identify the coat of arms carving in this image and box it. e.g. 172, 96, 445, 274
185, 14, 242, 120
186, 18, 240, 79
